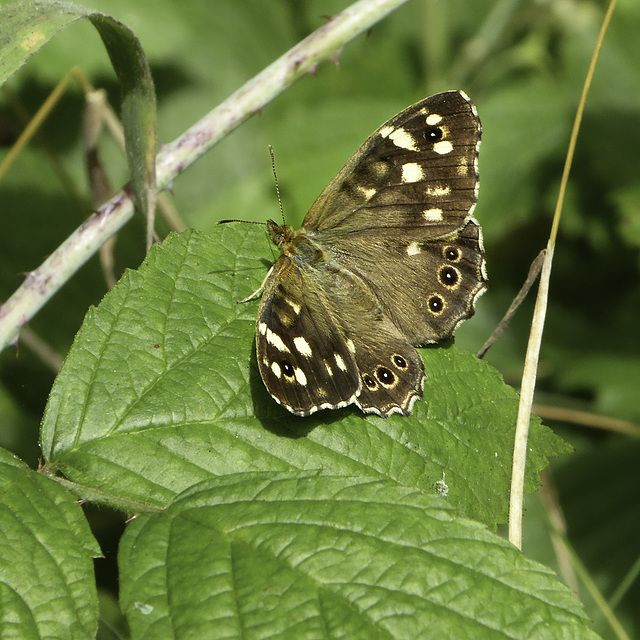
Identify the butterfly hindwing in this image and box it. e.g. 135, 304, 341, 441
348, 322, 425, 416
320, 218, 486, 344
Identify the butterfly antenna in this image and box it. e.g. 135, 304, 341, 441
217, 145, 284, 226
217, 218, 265, 225
269, 144, 286, 225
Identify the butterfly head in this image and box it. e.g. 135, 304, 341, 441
266, 219, 293, 251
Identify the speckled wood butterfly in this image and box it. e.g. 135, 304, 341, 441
254, 91, 486, 417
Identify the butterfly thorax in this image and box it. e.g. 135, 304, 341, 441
267, 219, 324, 268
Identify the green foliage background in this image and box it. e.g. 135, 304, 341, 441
1, 0, 639, 638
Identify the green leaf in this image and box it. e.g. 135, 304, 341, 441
0, 447, 101, 639
0, 0, 156, 219
119, 472, 600, 640
41, 226, 569, 527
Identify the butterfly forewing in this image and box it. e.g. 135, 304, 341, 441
254, 90, 485, 416
255, 256, 361, 415
303, 91, 481, 236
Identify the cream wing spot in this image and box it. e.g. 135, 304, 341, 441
271, 361, 282, 378
346, 339, 356, 354
258, 322, 267, 336
433, 140, 453, 155
357, 185, 376, 199
379, 125, 393, 138
401, 163, 424, 183
423, 208, 444, 222
266, 328, 290, 353
294, 367, 307, 386
335, 353, 347, 372
293, 336, 313, 357
325, 361, 333, 376
426, 185, 451, 197
407, 242, 421, 256
457, 157, 469, 176
426, 113, 442, 125
284, 299, 301, 315
388, 128, 417, 151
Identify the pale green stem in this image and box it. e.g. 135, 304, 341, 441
0, 0, 410, 352
508, 0, 618, 549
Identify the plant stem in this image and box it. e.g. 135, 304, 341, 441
0, 0, 410, 352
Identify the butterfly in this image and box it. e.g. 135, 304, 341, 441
253, 91, 486, 417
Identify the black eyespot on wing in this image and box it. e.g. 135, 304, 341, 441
376, 366, 395, 385
425, 126, 443, 142
281, 361, 294, 377
440, 266, 459, 287
444, 246, 460, 262
428, 296, 444, 314
393, 355, 407, 368
363, 373, 377, 389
